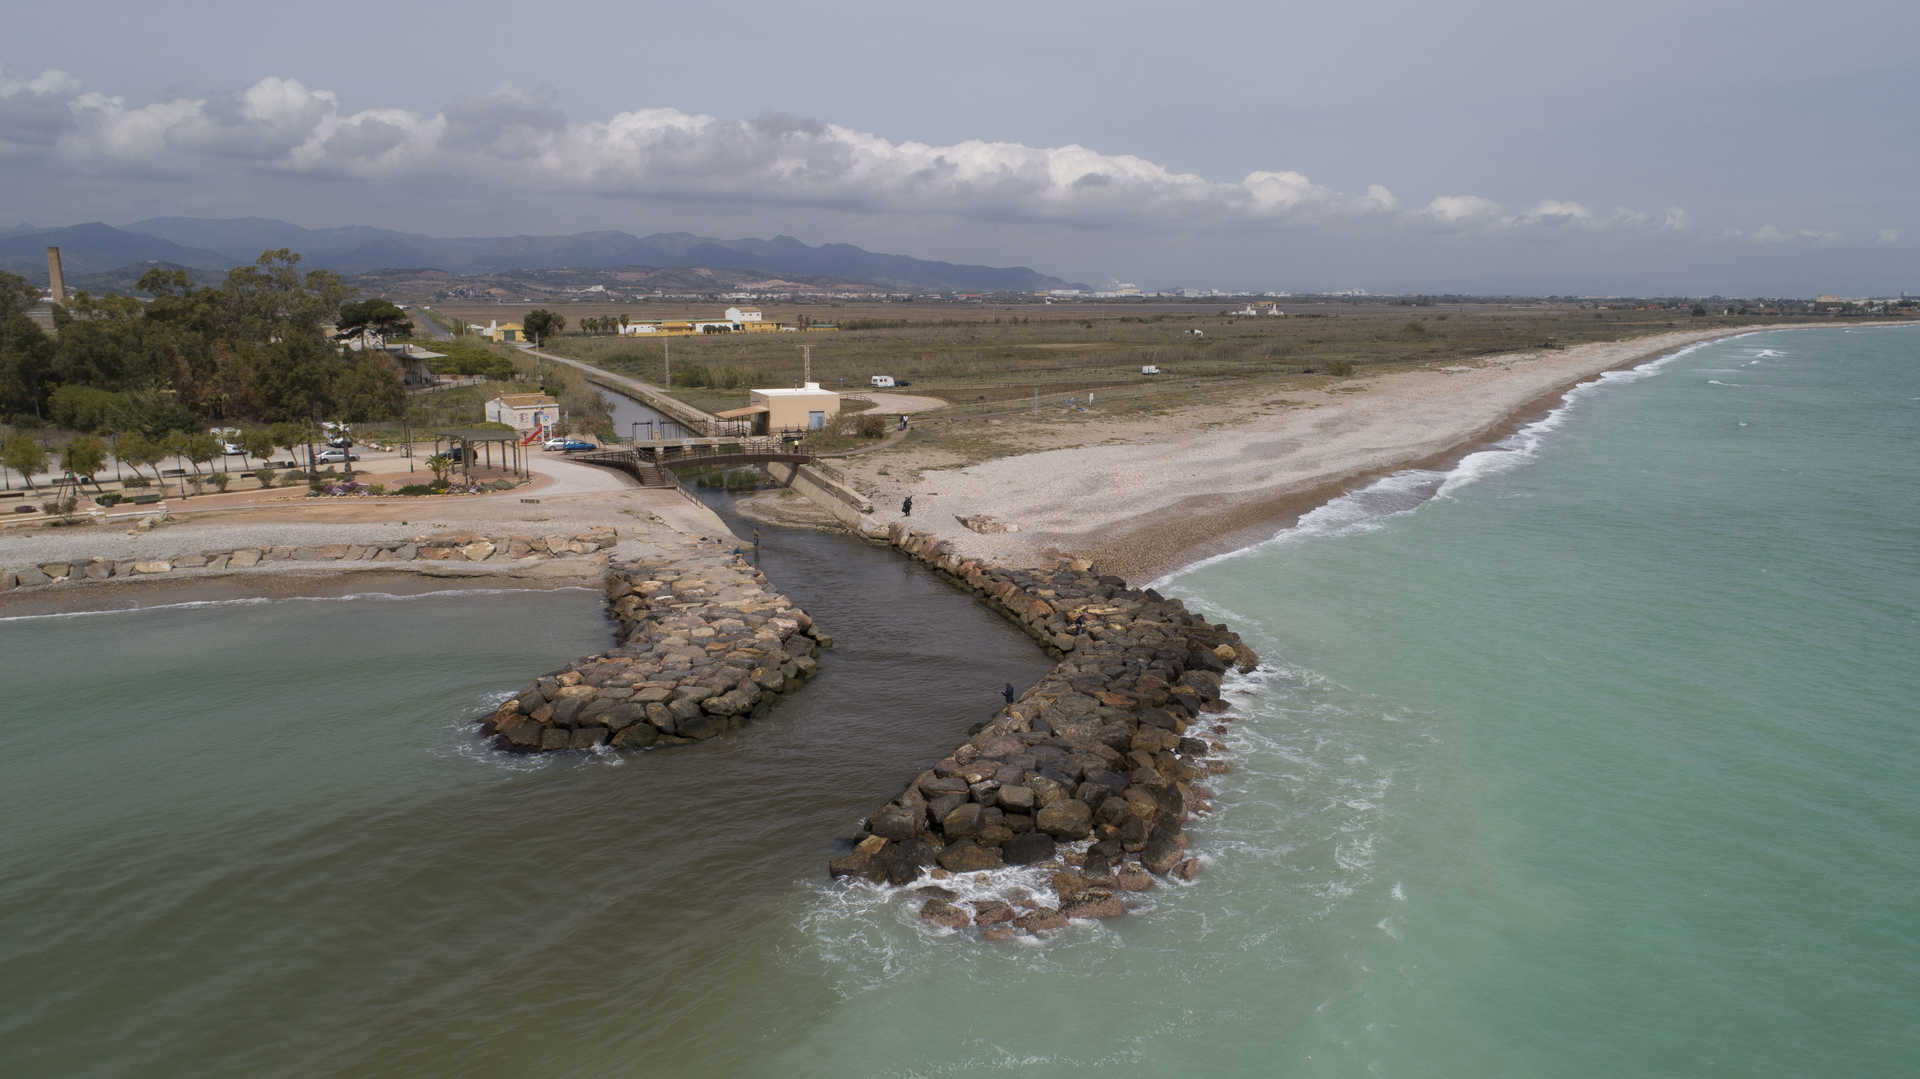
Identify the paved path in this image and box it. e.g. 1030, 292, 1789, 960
523, 346, 720, 428
523, 450, 636, 494
845, 391, 948, 415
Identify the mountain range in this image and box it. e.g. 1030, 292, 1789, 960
0, 218, 1083, 292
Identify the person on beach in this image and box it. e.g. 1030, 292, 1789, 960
902, 495, 912, 516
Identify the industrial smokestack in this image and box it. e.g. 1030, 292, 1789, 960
46, 246, 66, 304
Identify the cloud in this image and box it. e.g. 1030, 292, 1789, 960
4, 66, 1716, 240
1877, 228, 1901, 245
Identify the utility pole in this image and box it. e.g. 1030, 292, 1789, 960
801, 344, 811, 386
664, 338, 671, 389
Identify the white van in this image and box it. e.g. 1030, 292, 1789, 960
870, 375, 896, 388
1140, 364, 1161, 375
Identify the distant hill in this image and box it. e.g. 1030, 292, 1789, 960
0, 222, 230, 279
118, 217, 1084, 292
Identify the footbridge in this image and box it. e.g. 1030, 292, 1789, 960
570, 438, 815, 488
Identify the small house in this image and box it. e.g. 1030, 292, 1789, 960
485, 393, 561, 433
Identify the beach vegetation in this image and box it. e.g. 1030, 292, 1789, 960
209, 473, 231, 492
254, 468, 277, 489
61, 435, 109, 484
2, 433, 48, 489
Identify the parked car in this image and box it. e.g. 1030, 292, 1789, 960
326, 435, 353, 449
558, 439, 597, 453
314, 447, 360, 463
542, 437, 571, 451
221, 442, 247, 456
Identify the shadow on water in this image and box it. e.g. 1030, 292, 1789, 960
0, 476, 1055, 1077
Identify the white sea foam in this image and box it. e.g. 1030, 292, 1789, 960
1158, 336, 1733, 587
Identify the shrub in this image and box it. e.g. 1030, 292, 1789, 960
122, 475, 150, 489
187, 476, 205, 494
486, 478, 517, 491
254, 468, 277, 489
368, 483, 387, 496
397, 484, 434, 496
855, 414, 888, 438
1326, 359, 1356, 377
210, 473, 231, 492
283, 469, 308, 482
95, 493, 122, 507
129, 493, 161, 505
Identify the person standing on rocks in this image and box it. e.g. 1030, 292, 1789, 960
1002, 682, 1016, 705
901, 495, 913, 517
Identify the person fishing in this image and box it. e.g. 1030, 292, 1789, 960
1002, 683, 1016, 705
902, 494, 913, 517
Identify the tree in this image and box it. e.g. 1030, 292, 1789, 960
426, 453, 455, 485
1690, 303, 1708, 317
337, 298, 414, 350
522, 309, 563, 346
2, 434, 47, 490
242, 426, 278, 462
61, 435, 110, 491
113, 432, 166, 488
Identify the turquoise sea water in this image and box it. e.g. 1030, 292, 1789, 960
2, 325, 1914, 1076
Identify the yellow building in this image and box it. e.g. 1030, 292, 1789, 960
473, 320, 529, 342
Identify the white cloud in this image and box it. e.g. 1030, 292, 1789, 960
1876, 228, 1901, 245
5, 66, 1707, 240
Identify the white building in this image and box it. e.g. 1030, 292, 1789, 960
724, 307, 763, 323
484, 393, 561, 433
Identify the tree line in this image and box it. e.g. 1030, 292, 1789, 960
1, 250, 406, 436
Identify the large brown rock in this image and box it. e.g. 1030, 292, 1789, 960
1035, 800, 1093, 840
919, 899, 971, 929
934, 839, 1004, 873
1014, 908, 1069, 932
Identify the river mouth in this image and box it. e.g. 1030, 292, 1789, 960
0, 482, 1056, 1075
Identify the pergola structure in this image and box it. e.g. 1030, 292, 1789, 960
426, 428, 531, 484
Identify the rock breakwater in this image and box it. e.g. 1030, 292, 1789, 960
829, 523, 1257, 937
0, 528, 621, 591
480, 548, 829, 752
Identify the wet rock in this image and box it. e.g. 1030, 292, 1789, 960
970, 900, 1016, 926
1014, 908, 1069, 932
1035, 800, 1093, 840
920, 899, 972, 929
934, 839, 1004, 873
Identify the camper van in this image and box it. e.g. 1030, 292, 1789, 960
1140, 364, 1161, 375
870, 375, 896, 388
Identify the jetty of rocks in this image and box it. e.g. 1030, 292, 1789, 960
479, 548, 829, 752
829, 522, 1257, 937
0, 528, 621, 591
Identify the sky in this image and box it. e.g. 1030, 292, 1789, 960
3, 0, 1917, 295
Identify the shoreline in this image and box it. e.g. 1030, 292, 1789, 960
853, 321, 1915, 582
0, 560, 607, 618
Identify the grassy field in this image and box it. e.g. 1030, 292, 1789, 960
522, 302, 1782, 406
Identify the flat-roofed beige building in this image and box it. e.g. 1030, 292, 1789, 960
717, 382, 840, 435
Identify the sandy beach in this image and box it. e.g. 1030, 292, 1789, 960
827, 324, 1885, 580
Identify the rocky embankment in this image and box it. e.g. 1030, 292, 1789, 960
480, 548, 829, 752
0, 527, 621, 590
829, 522, 1257, 937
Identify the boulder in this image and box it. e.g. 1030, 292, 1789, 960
934, 839, 1003, 873
1062, 891, 1125, 920
919, 899, 972, 929
970, 900, 1016, 926
940, 802, 985, 837
869, 807, 921, 842
1035, 800, 1093, 840
1001, 831, 1056, 865
611, 723, 658, 748
1013, 908, 1069, 933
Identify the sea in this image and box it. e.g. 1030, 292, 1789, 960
1, 325, 1914, 1077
